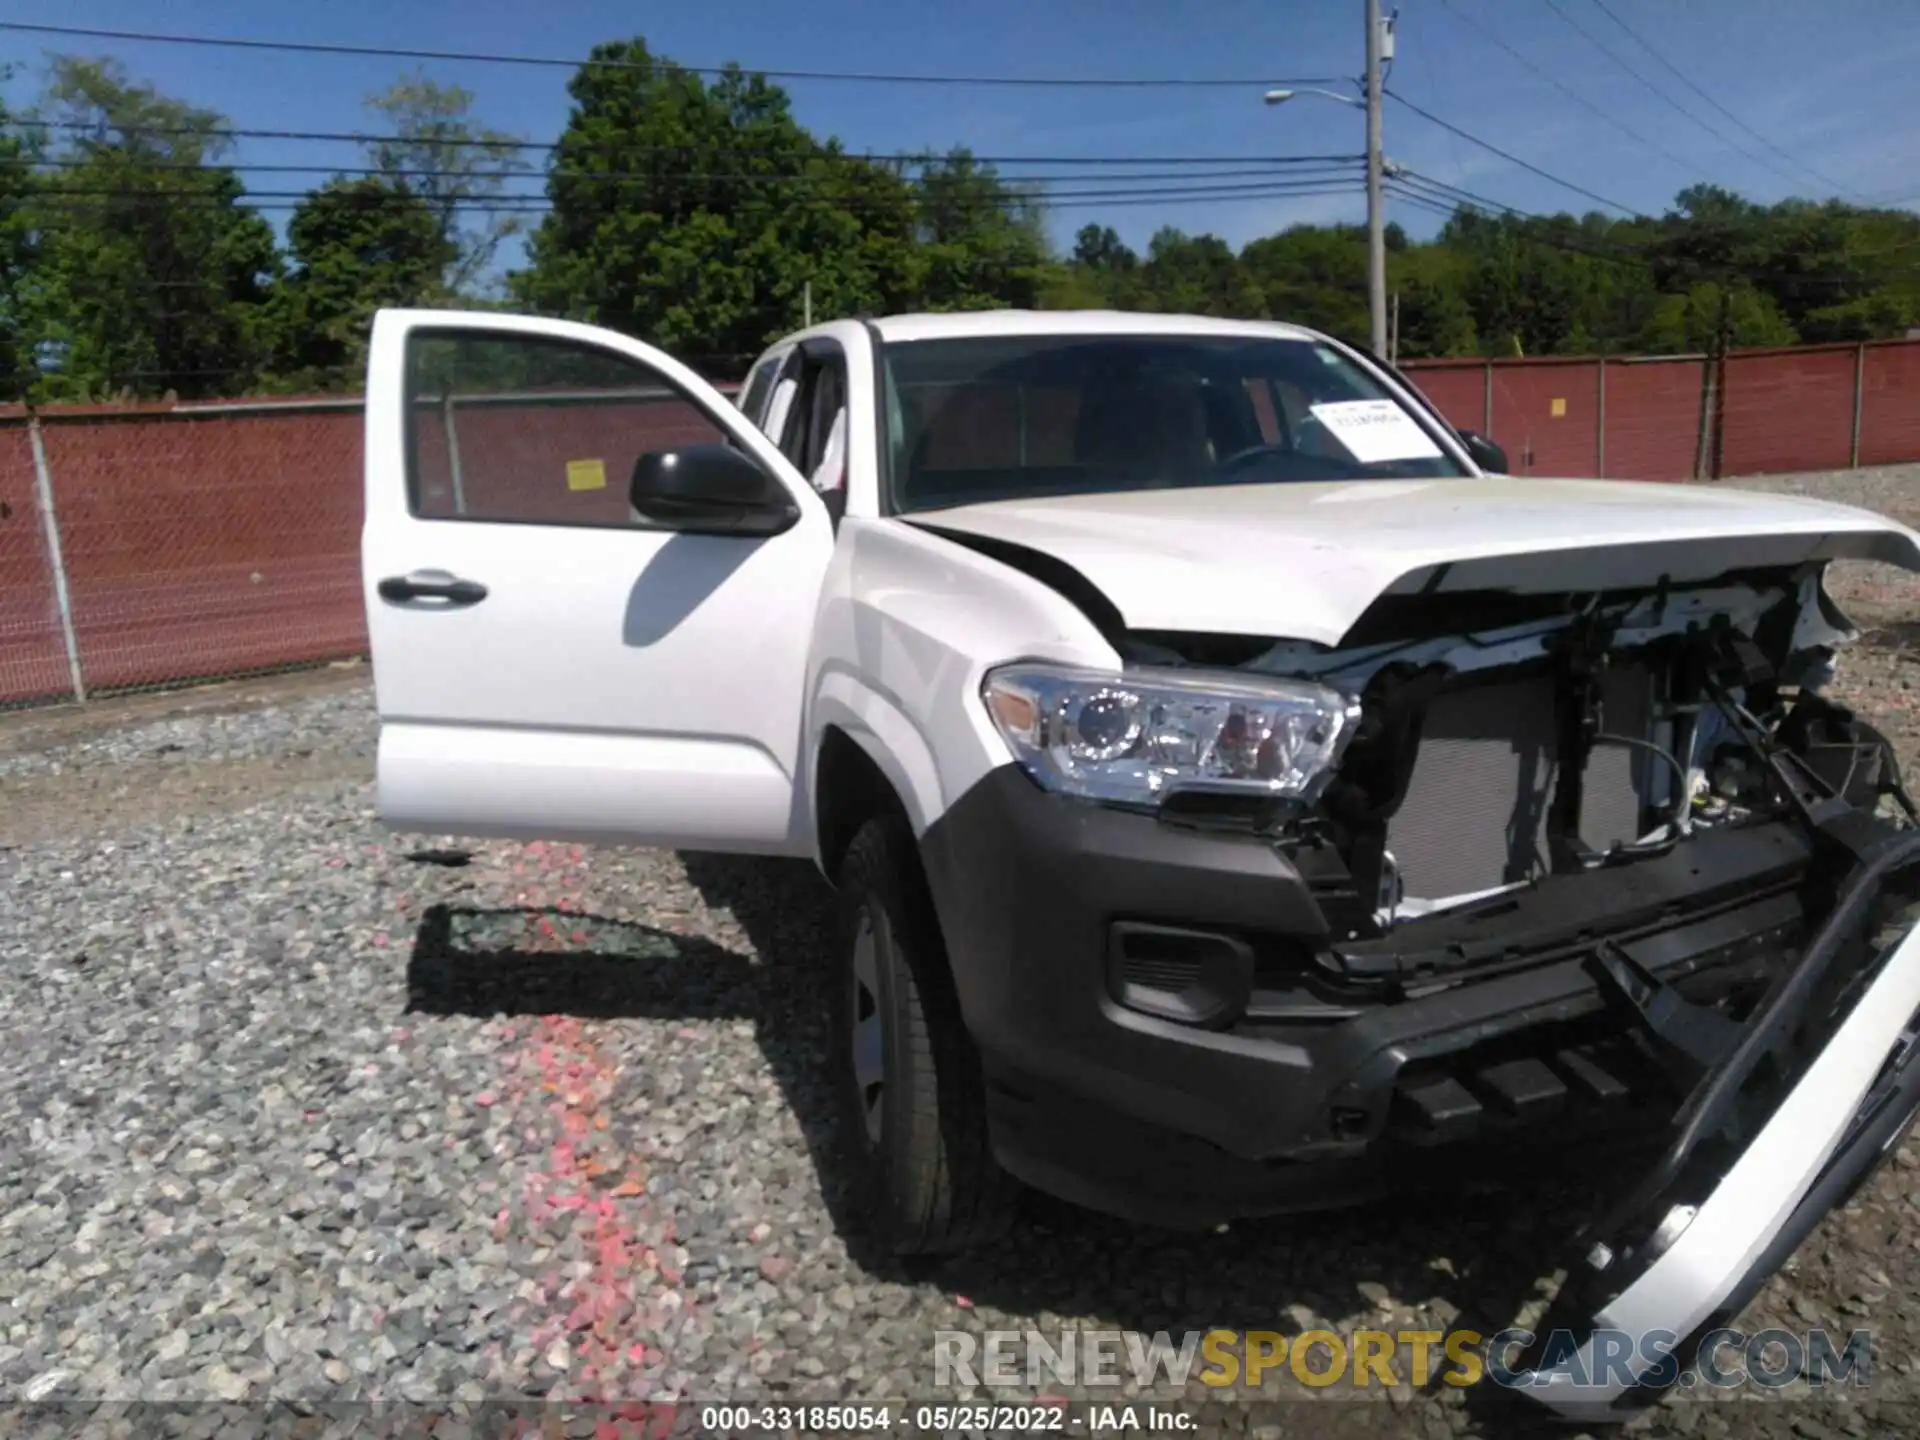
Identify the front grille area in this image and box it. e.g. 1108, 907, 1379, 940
1384, 665, 1660, 900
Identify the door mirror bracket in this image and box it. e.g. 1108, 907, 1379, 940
1457, 428, 1510, 475
629, 444, 801, 536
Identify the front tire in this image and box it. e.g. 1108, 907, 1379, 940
832, 814, 1014, 1255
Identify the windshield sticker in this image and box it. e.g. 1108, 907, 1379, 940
1308, 399, 1445, 464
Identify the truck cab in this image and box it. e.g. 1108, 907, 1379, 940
362, 305, 1920, 1420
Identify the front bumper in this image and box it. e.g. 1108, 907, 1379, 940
1504, 825, 1920, 1420
916, 734, 1920, 1419
915, 765, 1886, 1226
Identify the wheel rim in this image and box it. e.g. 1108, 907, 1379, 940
851, 909, 885, 1146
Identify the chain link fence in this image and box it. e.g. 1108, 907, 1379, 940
2, 337, 1918, 709
0, 399, 366, 707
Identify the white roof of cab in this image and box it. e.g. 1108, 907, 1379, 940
866, 309, 1325, 344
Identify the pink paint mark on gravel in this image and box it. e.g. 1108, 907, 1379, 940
476, 843, 681, 1404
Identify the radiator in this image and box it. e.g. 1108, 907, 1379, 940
1383, 665, 1659, 901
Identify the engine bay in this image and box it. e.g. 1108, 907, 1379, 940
1126, 559, 1915, 954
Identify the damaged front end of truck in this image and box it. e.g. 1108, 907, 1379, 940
1194, 557, 1920, 1419
926, 483, 1920, 1415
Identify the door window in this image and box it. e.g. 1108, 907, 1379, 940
736, 349, 785, 426
405, 330, 734, 527
802, 360, 848, 494
776, 348, 850, 496
761, 362, 802, 444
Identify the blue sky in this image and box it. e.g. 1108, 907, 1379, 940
4, 0, 1916, 273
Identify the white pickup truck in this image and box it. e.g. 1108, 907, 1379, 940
363, 306, 1920, 1417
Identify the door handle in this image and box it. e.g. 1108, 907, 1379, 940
378, 572, 488, 605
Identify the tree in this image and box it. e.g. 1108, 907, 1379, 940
911, 149, 1050, 312
264, 178, 454, 390
1240, 225, 1371, 341
1392, 258, 1478, 358
0, 79, 42, 400
14, 42, 1920, 404
1072, 224, 1137, 273
1137, 227, 1263, 318
1044, 222, 1143, 309
759, 142, 920, 336
21, 57, 279, 400
1637, 280, 1797, 352
511, 39, 922, 366
362, 74, 529, 297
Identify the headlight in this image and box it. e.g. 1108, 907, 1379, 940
981, 662, 1362, 807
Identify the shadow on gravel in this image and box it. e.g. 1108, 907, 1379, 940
406, 862, 1630, 1436
402, 861, 862, 1247
672, 854, 1635, 1438
404, 901, 759, 1020
1862, 618, 1920, 653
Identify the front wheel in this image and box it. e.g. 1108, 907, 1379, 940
831, 815, 1015, 1255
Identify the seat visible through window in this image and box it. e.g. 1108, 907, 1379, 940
1072, 378, 1215, 483
804, 363, 847, 494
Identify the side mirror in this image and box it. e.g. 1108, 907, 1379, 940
629, 443, 799, 535
1458, 428, 1510, 474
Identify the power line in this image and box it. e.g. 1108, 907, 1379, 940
1386, 184, 1469, 226
0, 20, 1347, 90
1390, 169, 1531, 220
14, 118, 1364, 168
1403, 13, 1474, 191
27, 180, 1370, 216
20, 155, 1362, 187
1430, 0, 1712, 181
25, 174, 1364, 205
1583, 0, 1859, 199
1383, 89, 1642, 215
1389, 169, 1920, 286
1387, 174, 1685, 281
1396, 166, 1920, 267
1538, 0, 1828, 198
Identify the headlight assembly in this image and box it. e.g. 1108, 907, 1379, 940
981, 662, 1362, 808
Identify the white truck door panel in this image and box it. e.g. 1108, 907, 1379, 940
361, 309, 834, 852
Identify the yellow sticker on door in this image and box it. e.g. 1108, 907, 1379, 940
566, 458, 608, 492
1550, 397, 1567, 418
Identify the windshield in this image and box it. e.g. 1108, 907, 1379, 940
879, 332, 1469, 513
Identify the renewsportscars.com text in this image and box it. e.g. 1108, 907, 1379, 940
934, 1325, 1873, 1392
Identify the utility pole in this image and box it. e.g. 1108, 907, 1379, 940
1261, 6, 1391, 353
1364, 0, 1388, 359
1708, 284, 1733, 481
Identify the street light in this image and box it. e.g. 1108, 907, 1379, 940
1262, 88, 1359, 107
1261, 0, 1390, 360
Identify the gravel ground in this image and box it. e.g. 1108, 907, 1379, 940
2, 466, 1917, 1439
